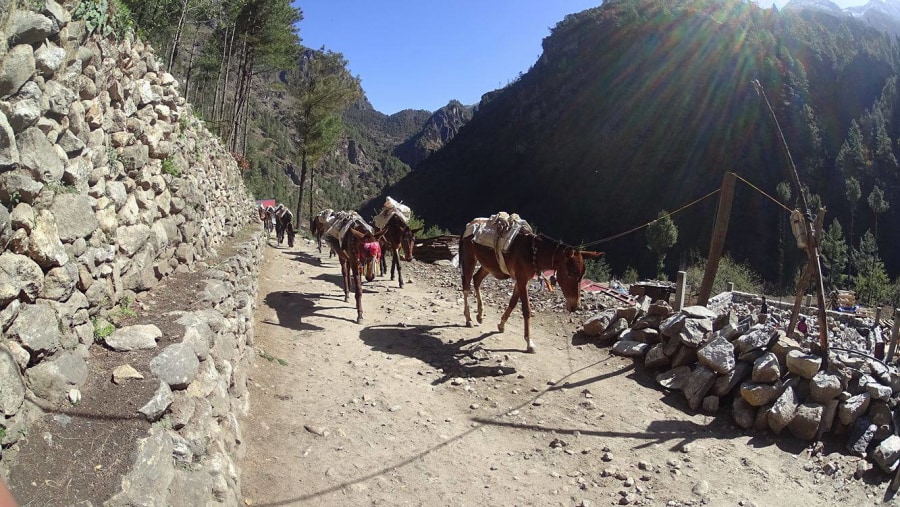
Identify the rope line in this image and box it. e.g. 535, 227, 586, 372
733, 173, 793, 213
578, 187, 721, 248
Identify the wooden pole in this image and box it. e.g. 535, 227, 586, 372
752, 80, 830, 359
697, 172, 736, 306
887, 309, 900, 364
788, 209, 824, 335
809, 207, 830, 356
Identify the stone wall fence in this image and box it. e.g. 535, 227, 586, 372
0, 0, 262, 502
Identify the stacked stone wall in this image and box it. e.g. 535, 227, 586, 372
0, 1, 259, 500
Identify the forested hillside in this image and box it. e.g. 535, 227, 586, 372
379, 0, 900, 305
119, 0, 468, 226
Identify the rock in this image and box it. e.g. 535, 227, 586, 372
611, 340, 649, 357
751, 352, 781, 383
150, 342, 200, 390
682, 306, 717, 320
26, 351, 88, 402
8, 11, 56, 45
732, 397, 756, 429
846, 418, 876, 457
785, 350, 822, 379
656, 366, 692, 391
0, 347, 26, 416
0, 110, 19, 169
50, 193, 99, 242
643, 343, 670, 369
0, 44, 35, 98
872, 435, 900, 473
17, 127, 64, 183
767, 379, 800, 434
112, 364, 144, 384
866, 382, 892, 401
697, 335, 735, 374
712, 361, 751, 397
0, 252, 44, 304
740, 381, 782, 407
809, 371, 842, 403
138, 381, 173, 421
683, 365, 717, 411
105, 324, 161, 351
105, 428, 175, 506
838, 393, 871, 426
734, 327, 774, 354
582, 309, 615, 336
8, 302, 61, 355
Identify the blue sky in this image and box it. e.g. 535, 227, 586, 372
296, 0, 870, 115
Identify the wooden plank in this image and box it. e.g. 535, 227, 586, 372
697, 172, 736, 306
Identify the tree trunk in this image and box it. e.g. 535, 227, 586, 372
168, 0, 188, 73
295, 149, 308, 229
308, 165, 315, 229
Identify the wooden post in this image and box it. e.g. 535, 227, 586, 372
887, 309, 900, 364
675, 271, 686, 311
809, 208, 830, 357
788, 209, 824, 335
697, 172, 736, 306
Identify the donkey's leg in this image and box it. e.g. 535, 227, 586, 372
353, 261, 364, 324
498, 286, 520, 333
473, 267, 490, 325
460, 237, 474, 327
341, 257, 350, 303
394, 250, 404, 288
519, 280, 535, 353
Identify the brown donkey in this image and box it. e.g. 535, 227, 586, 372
325, 216, 383, 323
377, 214, 420, 288
459, 221, 602, 353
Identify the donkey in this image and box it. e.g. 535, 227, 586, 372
377, 214, 420, 288
459, 217, 602, 353
324, 213, 384, 323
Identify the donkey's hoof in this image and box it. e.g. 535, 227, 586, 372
526, 346, 536, 354
497, 323, 505, 333
356, 316, 364, 324
477, 316, 484, 325
465, 321, 473, 328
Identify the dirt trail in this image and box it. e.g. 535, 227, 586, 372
240, 239, 884, 507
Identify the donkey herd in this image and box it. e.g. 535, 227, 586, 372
260, 199, 602, 353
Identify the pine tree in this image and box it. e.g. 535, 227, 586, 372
867, 184, 889, 242
646, 210, 678, 279
286, 49, 362, 227
819, 219, 848, 291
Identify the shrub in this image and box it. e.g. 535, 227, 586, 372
684, 254, 763, 297
161, 157, 180, 177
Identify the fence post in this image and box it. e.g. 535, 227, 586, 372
675, 271, 686, 311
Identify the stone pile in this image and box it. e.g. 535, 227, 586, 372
582, 295, 900, 475
0, 0, 258, 501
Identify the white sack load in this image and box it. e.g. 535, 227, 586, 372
374, 196, 412, 229
464, 212, 533, 252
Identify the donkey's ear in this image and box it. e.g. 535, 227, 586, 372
410, 227, 422, 234
350, 229, 366, 239
580, 251, 604, 260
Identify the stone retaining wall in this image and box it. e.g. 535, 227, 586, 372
107, 231, 265, 506
0, 0, 259, 501
582, 293, 900, 475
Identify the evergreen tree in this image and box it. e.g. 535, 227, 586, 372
819, 219, 848, 291
286, 49, 362, 227
836, 120, 870, 178
845, 176, 861, 248
646, 210, 678, 279
867, 184, 889, 242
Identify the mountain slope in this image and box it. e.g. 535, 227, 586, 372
378, 0, 900, 282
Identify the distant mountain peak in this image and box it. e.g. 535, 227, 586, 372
783, 0, 900, 34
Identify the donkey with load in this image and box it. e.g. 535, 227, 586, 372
459, 212, 602, 353
323, 211, 383, 323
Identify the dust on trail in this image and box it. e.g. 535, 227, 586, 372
240, 239, 879, 507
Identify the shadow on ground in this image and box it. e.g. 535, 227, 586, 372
359, 324, 514, 384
